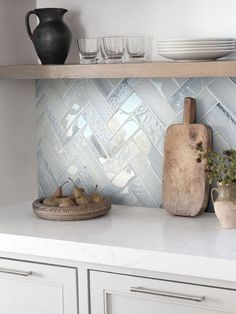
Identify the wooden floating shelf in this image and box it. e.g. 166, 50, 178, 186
0, 61, 236, 79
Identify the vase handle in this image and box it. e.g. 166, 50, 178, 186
25, 10, 36, 40
211, 188, 218, 204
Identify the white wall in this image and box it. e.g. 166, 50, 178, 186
37, 0, 236, 62
0, 0, 38, 206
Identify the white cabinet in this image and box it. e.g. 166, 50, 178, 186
90, 271, 236, 314
0, 258, 78, 314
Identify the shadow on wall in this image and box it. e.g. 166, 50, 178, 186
64, 10, 86, 63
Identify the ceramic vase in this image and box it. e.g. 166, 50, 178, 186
211, 182, 236, 229
25, 8, 72, 64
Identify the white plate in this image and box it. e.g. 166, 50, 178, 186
158, 43, 235, 48
158, 47, 235, 52
158, 38, 234, 43
158, 41, 234, 46
158, 50, 234, 61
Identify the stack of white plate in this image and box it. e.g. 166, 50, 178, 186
157, 38, 235, 61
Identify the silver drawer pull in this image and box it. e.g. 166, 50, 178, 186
0, 268, 32, 277
130, 287, 204, 302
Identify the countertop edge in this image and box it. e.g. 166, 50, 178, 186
0, 233, 235, 282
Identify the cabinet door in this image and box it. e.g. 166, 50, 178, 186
0, 258, 78, 314
90, 271, 236, 314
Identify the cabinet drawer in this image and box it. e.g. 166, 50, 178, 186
90, 271, 236, 314
0, 258, 78, 314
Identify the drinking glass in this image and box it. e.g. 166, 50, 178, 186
127, 36, 146, 61
102, 37, 125, 63
77, 38, 99, 64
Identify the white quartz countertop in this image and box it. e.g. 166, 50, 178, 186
0, 201, 236, 282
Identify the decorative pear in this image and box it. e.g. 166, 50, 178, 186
75, 195, 91, 205
43, 196, 60, 207
90, 185, 104, 203
59, 198, 76, 208
53, 181, 69, 198
43, 181, 69, 206
68, 177, 85, 198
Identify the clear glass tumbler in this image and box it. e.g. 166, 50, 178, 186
127, 36, 146, 61
102, 37, 125, 63
77, 38, 99, 64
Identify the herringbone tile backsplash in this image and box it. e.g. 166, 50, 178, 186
36, 77, 236, 210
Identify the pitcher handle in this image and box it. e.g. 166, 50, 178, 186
25, 10, 35, 40
211, 188, 218, 204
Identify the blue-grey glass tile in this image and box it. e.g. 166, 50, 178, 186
43, 81, 68, 120
109, 78, 122, 88
37, 153, 58, 193
37, 157, 56, 196
196, 89, 218, 121
157, 135, 165, 155
174, 78, 188, 87
84, 80, 114, 123
168, 111, 183, 125
199, 116, 211, 127
121, 92, 142, 113
107, 79, 134, 112
50, 79, 71, 99
133, 104, 165, 152
36, 111, 47, 144
40, 138, 65, 178
205, 103, 236, 148
59, 166, 79, 185
107, 119, 139, 155
129, 177, 158, 208
213, 131, 230, 153
126, 78, 144, 90
208, 77, 236, 118
61, 92, 89, 130
112, 186, 140, 207
38, 183, 45, 198
57, 132, 84, 169
108, 92, 142, 134
63, 114, 87, 145
83, 125, 109, 165
134, 78, 177, 126
44, 122, 64, 158
63, 79, 87, 109
133, 130, 163, 178
130, 153, 162, 204
74, 136, 109, 188
43, 106, 65, 140
63, 79, 77, 89
168, 78, 214, 113
102, 166, 136, 196
36, 94, 48, 117
102, 140, 140, 181
38, 175, 54, 197
36, 80, 46, 103
83, 102, 113, 149
230, 77, 236, 84
151, 78, 179, 100
94, 79, 114, 97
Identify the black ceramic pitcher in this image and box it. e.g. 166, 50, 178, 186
25, 8, 72, 64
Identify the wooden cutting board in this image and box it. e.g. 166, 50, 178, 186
162, 97, 212, 216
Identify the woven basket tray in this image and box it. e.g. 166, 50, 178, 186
32, 197, 111, 221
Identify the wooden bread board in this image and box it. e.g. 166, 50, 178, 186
162, 97, 212, 216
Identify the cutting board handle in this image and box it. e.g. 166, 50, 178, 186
183, 97, 196, 125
